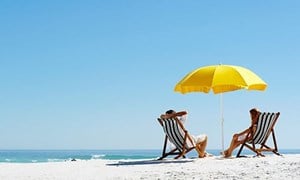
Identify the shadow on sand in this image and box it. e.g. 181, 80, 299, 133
107, 159, 194, 166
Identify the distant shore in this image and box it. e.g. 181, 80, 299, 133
0, 154, 299, 179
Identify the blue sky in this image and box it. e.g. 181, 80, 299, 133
0, 0, 299, 150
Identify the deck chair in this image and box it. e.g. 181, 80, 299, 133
237, 112, 281, 157
157, 117, 198, 160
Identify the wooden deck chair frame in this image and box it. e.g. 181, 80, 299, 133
237, 112, 281, 157
157, 117, 197, 160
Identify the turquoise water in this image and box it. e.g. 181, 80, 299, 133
0, 149, 299, 163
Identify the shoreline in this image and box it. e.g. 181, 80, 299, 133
1, 149, 300, 163
0, 154, 299, 179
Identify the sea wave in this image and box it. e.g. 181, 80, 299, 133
91, 154, 105, 159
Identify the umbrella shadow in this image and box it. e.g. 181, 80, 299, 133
107, 159, 194, 166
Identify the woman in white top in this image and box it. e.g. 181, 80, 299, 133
160, 109, 209, 158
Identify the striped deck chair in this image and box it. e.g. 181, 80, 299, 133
237, 112, 281, 157
157, 117, 197, 160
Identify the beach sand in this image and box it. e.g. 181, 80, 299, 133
0, 154, 299, 180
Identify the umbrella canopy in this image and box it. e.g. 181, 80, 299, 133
174, 64, 268, 151
175, 64, 267, 94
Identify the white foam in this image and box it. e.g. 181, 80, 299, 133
91, 154, 105, 159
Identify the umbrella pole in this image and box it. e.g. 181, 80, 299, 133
220, 93, 224, 153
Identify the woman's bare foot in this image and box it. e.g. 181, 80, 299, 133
198, 153, 206, 158
198, 152, 213, 158
220, 150, 231, 158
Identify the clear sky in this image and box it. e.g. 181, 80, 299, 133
0, 0, 299, 150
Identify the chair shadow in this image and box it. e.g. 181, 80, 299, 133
107, 159, 194, 166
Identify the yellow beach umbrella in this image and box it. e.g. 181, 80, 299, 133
174, 64, 267, 151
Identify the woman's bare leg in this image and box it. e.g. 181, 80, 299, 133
196, 136, 208, 158
223, 133, 246, 158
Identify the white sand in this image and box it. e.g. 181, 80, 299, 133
0, 154, 300, 180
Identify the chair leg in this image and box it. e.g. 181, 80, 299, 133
158, 148, 178, 160
158, 136, 168, 160
236, 144, 245, 157
175, 148, 186, 159
258, 130, 280, 156
261, 144, 281, 156
272, 131, 280, 154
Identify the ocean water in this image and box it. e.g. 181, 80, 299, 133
0, 149, 299, 163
